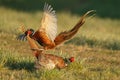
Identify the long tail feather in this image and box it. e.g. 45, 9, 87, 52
54, 10, 95, 45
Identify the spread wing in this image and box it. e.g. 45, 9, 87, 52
39, 3, 57, 42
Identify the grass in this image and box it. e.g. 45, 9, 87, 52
0, 48, 120, 80
0, 1, 120, 80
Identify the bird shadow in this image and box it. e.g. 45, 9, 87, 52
4, 59, 36, 72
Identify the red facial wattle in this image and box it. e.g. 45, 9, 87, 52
69, 57, 75, 62
27, 30, 32, 35
25, 30, 32, 35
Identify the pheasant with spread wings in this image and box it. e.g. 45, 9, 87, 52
18, 3, 94, 50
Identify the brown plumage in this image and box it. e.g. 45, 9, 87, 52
26, 33, 74, 70
18, 3, 94, 50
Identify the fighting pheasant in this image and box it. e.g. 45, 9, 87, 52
18, 3, 94, 50
26, 32, 74, 70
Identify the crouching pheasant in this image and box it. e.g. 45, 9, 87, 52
33, 49, 74, 70
26, 32, 74, 70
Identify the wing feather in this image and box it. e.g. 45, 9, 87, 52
39, 3, 57, 42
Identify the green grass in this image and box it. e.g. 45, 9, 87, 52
0, 49, 120, 80
0, 1, 120, 80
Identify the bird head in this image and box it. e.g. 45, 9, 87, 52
64, 57, 75, 64
25, 29, 34, 37
17, 28, 34, 41
69, 57, 75, 62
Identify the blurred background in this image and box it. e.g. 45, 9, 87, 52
0, 0, 120, 18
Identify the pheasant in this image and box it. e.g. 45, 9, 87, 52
18, 3, 95, 50
26, 33, 74, 70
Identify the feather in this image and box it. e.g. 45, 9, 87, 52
54, 10, 95, 45
39, 3, 57, 42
